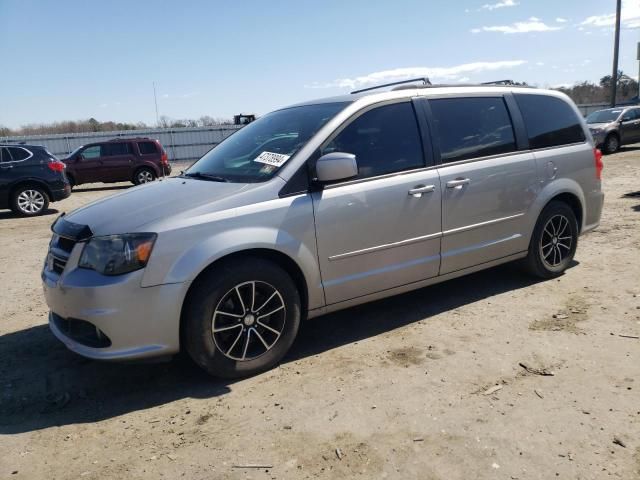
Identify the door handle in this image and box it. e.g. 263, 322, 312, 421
446, 178, 470, 189
408, 184, 435, 198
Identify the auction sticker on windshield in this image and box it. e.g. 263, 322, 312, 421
254, 151, 290, 167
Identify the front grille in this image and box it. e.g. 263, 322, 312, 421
57, 236, 76, 254
51, 255, 67, 275
51, 313, 112, 348
48, 234, 77, 275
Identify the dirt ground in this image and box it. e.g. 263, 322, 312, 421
0, 150, 639, 480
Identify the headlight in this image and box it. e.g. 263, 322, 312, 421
590, 128, 603, 135
79, 233, 157, 276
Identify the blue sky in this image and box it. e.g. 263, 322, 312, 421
0, 0, 638, 128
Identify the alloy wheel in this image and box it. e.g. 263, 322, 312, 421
606, 135, 619, 153
212, 281, 286, 361
539, 214, 573, 268
17, 189, 45, 214
137, 170, 154, 183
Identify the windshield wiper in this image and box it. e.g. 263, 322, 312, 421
182, 172, 229, 182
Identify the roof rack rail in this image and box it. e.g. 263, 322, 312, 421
351, 77, 431, 94
481, 79, 519, 86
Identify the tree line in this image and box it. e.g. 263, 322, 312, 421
1, 73, 638, 137
555, 72, 638, 105
0, 115, 233, 137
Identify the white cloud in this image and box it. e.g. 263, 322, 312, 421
306, 60, 527, 89
580, 0, 640, 29
481, 0, 518, 11
555, 17, 568, 23
472, 17, 562, 34
535, 61, 545, 66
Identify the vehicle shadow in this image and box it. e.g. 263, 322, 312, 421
0, 208, 59, 221
72, 185, 131, 193
0, 262, 558, 434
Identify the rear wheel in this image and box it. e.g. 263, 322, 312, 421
602, 133, 619, 154
10, 185, 49, 216
523, 201, 578, 279
133, 167, 156, 185
184, 258, 301, 378
66, 174, 76, 189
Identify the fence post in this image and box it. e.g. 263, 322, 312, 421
169, 129, 177, 162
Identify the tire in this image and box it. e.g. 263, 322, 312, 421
66, 174, 76, 189
133, 167, 156, 185
602, 133, 620, 154
10, 185, 50, 217
523, 201, 578, 279
184, 258, 301, 378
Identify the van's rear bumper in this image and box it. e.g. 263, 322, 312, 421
582, 190, 604, 234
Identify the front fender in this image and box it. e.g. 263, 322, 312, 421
140, 194, 325, 310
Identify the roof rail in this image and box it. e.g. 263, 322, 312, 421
351, 77, 431, 94
481, 79, 519, 86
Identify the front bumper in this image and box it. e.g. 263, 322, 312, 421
42, 257, 187, 361
590, 131, 605, 147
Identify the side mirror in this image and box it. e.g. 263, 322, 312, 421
315, 152, 358, 183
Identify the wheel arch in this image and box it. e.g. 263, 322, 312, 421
178, 248, 310, 350
9, 179, 53, 202
547, 192, 583, 233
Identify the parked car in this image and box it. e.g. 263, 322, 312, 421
0, 144, 70, 216
43, 83, 604, 378
586, 106, 640, 154
62, 138, 171, 187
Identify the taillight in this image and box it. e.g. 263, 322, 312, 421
161, 152, 168, 165
47, 160, 66, 172
594, 148, 603, 180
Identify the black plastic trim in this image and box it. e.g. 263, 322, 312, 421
504, 92, 530, 151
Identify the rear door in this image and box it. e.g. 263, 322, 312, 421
312, 100, 442, 305
425, 95, 537, 274
619, 108, 640, 145
101, 142, 135, 181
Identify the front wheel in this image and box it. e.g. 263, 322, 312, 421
184, 258, 301, 378
602, 133, 619, 154
11, 185, 50, 216
523, 201, 578, 279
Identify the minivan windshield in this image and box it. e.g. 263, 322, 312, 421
586, 109, 623, 124
186, 102, 350, 183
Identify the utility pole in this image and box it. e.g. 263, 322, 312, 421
153, 82, 160, 126
610, 0, 622, 107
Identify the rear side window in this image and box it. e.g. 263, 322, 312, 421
102, 143, 132, 156
323, 102, 425, 179
138, 141, 158, 155
515, 94, 585, 149
8, 147, 31, 161
429, 97, 516, 163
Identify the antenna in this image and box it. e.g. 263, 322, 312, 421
153, 82, 160, 126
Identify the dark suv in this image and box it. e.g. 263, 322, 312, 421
62, 138, 171, 187
0, 144, 71, 216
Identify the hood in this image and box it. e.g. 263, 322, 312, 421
64, 177, 263, 235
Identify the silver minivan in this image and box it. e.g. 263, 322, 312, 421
42, 83, 604, 378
